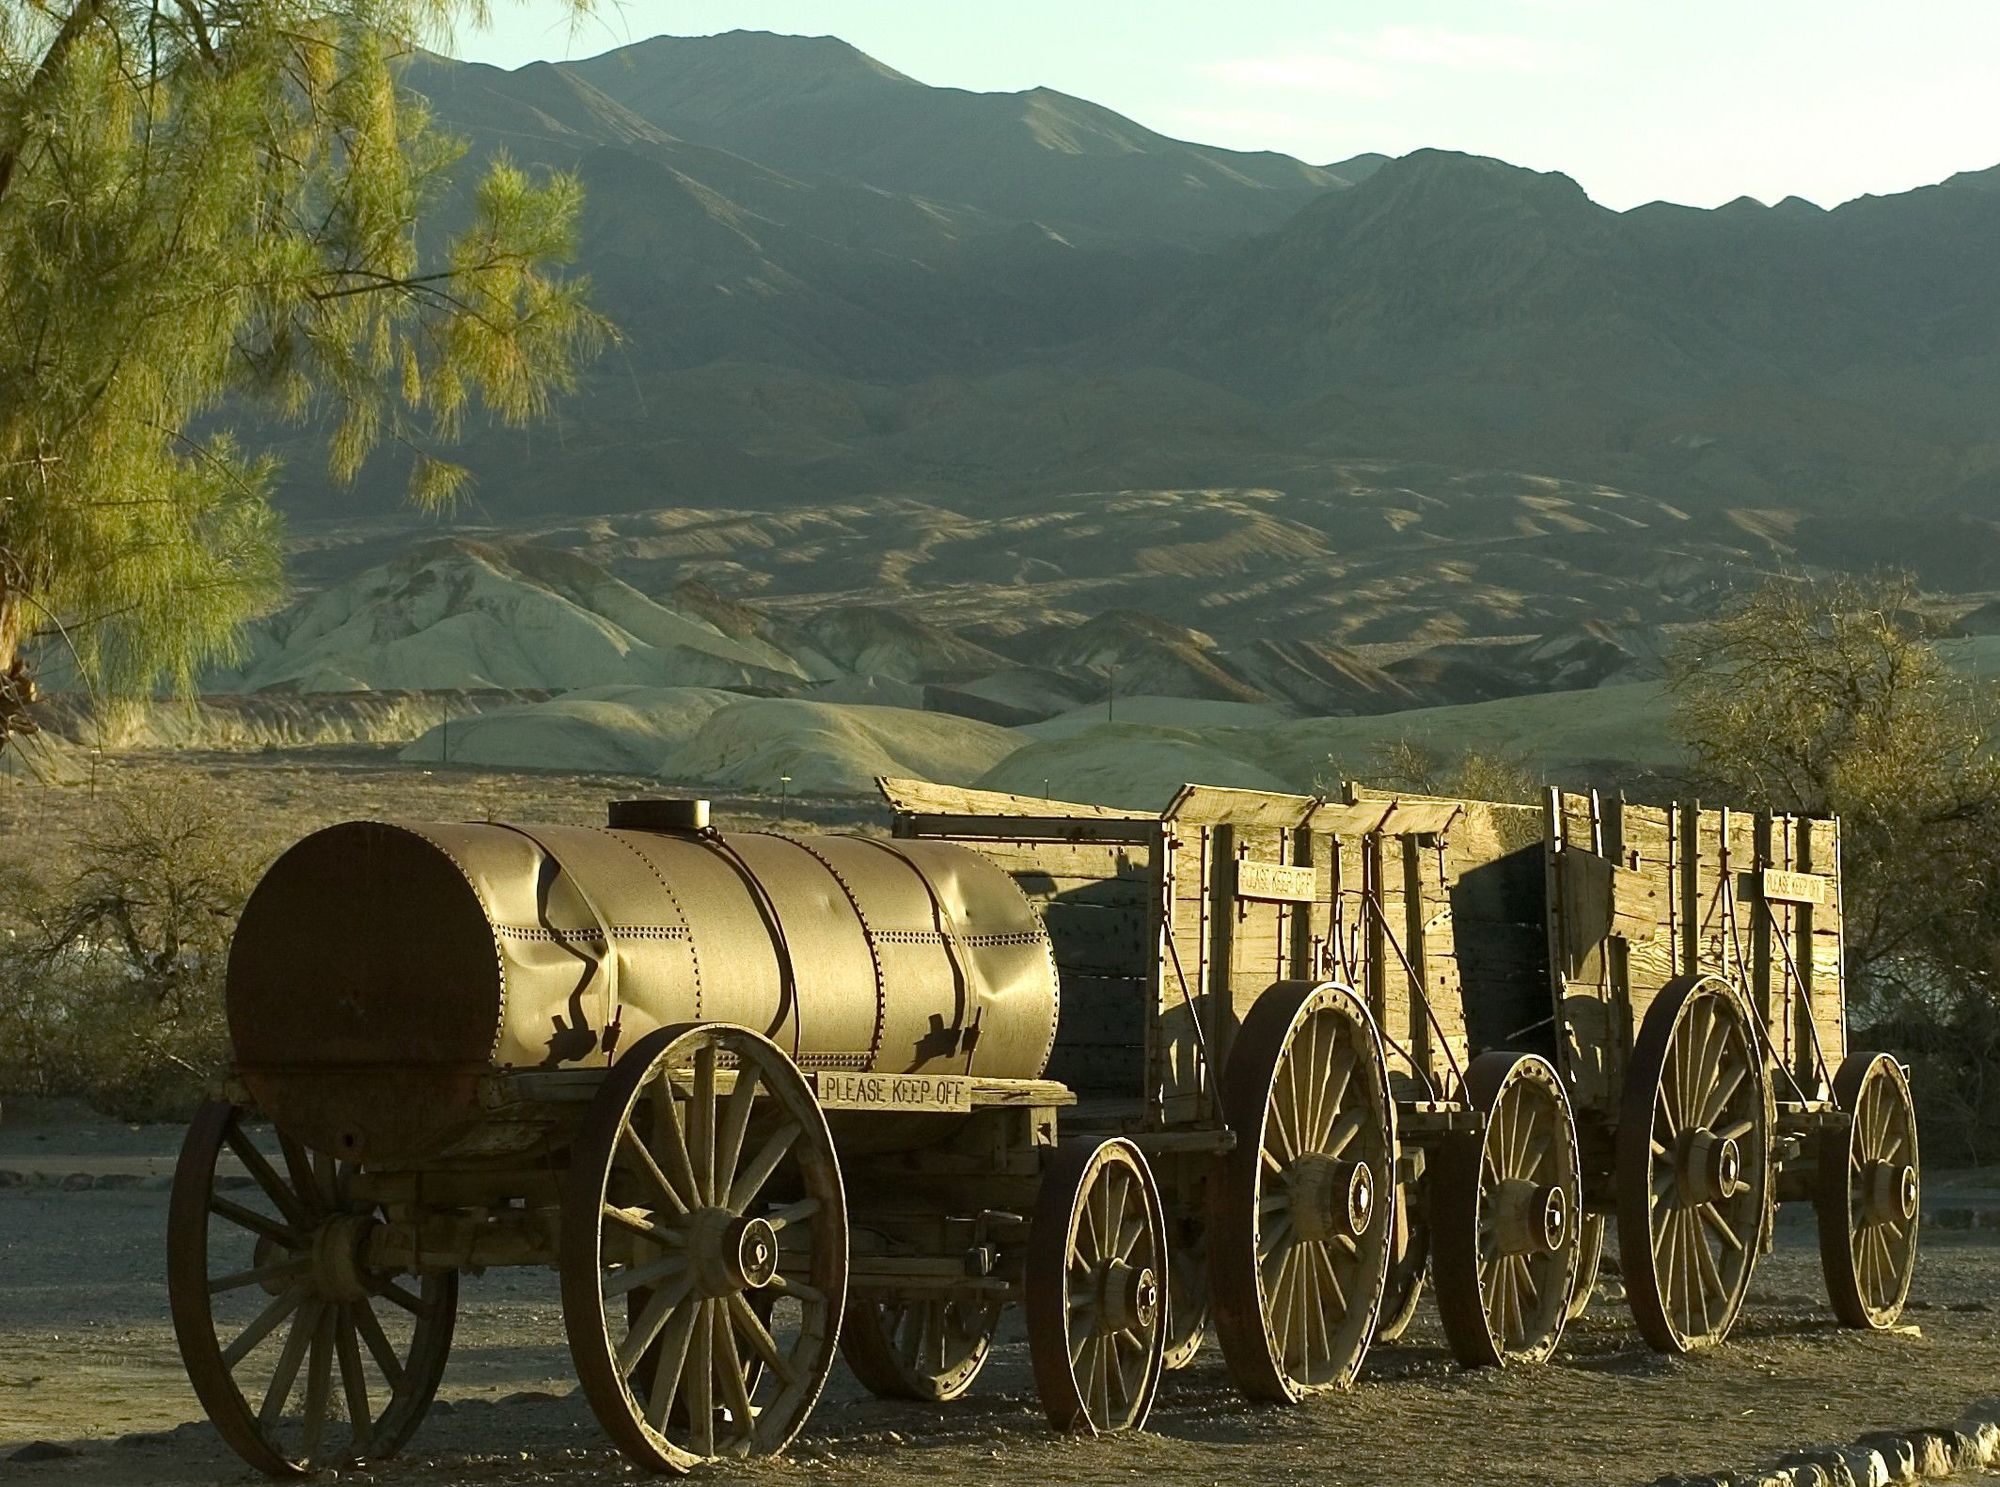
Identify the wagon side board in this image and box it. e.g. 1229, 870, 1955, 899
1544, 789, 1846, 1125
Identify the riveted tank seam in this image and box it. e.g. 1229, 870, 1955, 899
685, 831, 807, 1058
402, 821, 513, 1066
844, 836, 978, 1067
756, 831, 888, 1069
846, 835, 1062, 1081
589, 826, 704, 1023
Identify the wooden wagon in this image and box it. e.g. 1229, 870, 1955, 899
883, 774, 1919, 1381
166, 777, 1917, 1477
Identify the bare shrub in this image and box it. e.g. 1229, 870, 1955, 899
0, 777, 265, 1121
1668, 571, 2000, 1162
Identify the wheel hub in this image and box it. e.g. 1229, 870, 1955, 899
688, 1207, 778, 1295
1288, 1153, 1374, 1243
1865, 1161, 1919, 1225
1675, 1128, 1742, 1206
1098, 1259, 1159, 1333
1494, 1177, 1569, 1255
308, 1213, 377, 1303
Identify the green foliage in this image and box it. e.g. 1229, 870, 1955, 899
0, 0, 606, 730
1667, 571, 2000, 1160
0, 774, 267, 1120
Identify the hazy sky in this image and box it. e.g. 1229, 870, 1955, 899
449, 1, 2000, 212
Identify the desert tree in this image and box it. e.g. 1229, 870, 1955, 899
0, 0, 608, 746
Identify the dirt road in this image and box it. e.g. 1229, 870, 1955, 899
3, 1170, 1997, 1487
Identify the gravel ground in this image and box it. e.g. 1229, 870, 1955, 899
3, 1173, 1997, 1487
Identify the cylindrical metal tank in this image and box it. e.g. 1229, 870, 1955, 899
227, 811, 1060, 1166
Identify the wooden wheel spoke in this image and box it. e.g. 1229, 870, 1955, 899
209, 1257, 311, 1295
728, 1291, 795, 1385
333, 1307, 373, 1454
603, 1202, 683, 1247
259, 1298, 322, 1428
619, 1127, 691, 1216
223, 1125, 312, 1231
369, 1278, 430, 1319
605, 1253, 689, 1301
1318, 1043, 1356, 1152
648, 1084, 703, 1210
300, 1305, 336, 1462
1699, 1201, 1742, 1252
727, 1122, 800, 1213
351, 1298, 406, 1390
618, 1278, 694, 1375
713, 1064, 763, 1202
221, 1285, 309, 1369
277, 1135, 327, 1221
1325, 1107, 1366, 1160
643, 1293, 700, 1430
690, 1045, 718, 1206
714, 1314, 759, 1452
762, 1197, 819, 1233
210, 1195, 299, 1249
1702, 1059, 1747, 1131
767, 1272, 827, 1306
689, 1301, 717, 1458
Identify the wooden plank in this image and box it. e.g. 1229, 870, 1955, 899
1167, 784, 1316, 828
944, 839, 1154, 882
1050, 975, 1147, 1046
878, 776, 1149, 820
1377, 801, 1462, 837
1308, 800, 1393, 837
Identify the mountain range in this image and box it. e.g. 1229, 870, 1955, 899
320, 28, 2000, 564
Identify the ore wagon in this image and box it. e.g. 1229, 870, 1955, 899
168, 779, 1917, 1476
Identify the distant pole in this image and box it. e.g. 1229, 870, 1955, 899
440, 699, 449, 765
780, 774, 791, 825
1042, 777, 1050, 799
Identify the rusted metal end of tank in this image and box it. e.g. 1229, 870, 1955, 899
227, 821, 501, 1167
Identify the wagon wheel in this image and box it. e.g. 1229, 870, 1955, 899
561, 1024, 847, 1471
840, 1296, 1001, 1401
1615, 975, 1771, 1354
167, 1102, 456, 1477
1161, 1214, 1209, 1370
1816, 1053, 1920, 1329
1373, 1177, 1429, 1344
1210, 981, 1396, 1402
1432, 1053, 1582, 1367
1567, 1213, 1608, 1321
1025, 1137, 1168, 1434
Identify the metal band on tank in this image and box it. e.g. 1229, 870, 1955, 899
687, 831, 804, 1058
847, 836, 977, 1068
592, 828, 704, 1021
489, 824, 623, 1019
757, 832, 888, 1068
